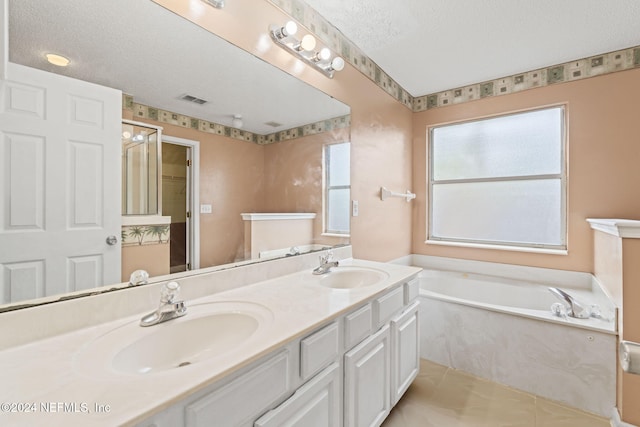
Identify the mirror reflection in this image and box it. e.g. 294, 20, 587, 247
122, 121, 161, 216
1, 0, 351, 310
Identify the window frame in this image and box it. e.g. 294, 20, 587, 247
427, 105, 567, 253
323, 141, 351, 236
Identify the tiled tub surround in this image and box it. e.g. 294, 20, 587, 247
0, 253, 420, 426
392, 255, 617, 417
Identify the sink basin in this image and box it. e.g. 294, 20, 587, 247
75, 301, 273, 376
311, 266, 389, 289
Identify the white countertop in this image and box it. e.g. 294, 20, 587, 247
0, 259, 420, 426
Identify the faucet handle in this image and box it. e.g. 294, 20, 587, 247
129, 269, 149, 286
323, 249, 334, 263
160, 281, 181, 304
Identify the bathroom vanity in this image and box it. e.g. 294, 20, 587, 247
0, 257, 420, 427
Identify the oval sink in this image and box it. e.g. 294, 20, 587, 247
312, 267, 389, 289
114, 312, 258, 374
75, 301, 273, 377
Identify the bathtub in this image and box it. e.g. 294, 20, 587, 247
395, 255, 617, 417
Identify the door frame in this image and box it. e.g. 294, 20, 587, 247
162, 134, 200, 270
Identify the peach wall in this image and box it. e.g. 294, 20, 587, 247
153, 0, 414, 264
263, 128, 350, 247
121, 244, 169, 282
413, 68, 640, 272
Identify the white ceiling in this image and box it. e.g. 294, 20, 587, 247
303, 0, 640, 96
8, 0, 349, 135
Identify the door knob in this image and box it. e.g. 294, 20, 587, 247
106, 235, 118, 245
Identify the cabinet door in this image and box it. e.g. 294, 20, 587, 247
344, 324, 390, 427
390, 302, 420, 406
254, 362, 341, 427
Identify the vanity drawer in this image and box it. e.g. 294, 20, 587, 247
185, 350, 290, 427
373, 286, 404, 328
300, 321, 339, 381
404, 278, 419, 304
344, 303, 372, 350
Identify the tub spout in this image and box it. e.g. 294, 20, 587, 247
548, 287, 590, 319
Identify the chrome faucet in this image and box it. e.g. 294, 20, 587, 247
140, 281, 187, 327
548, 287, 591, 319
312, 250, 339, 275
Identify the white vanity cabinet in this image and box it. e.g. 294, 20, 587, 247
254, 362, 341, 427
344, 324, 391, 427
343, 279, 420, 427
135, 275, 420, 427
390, 301, 420, 406
184, 350, 293, 427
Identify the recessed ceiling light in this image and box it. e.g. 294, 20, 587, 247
45, 53, 70, 67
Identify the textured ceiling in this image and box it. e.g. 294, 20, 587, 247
303, 0, 640, 96
8, 0, 349, 135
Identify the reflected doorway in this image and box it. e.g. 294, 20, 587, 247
161, 136, 200, 273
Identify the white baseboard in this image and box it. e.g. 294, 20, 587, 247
611, 408, 638, 427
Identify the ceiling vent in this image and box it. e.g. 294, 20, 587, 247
179, 94, 208, 105
264, 121, 283, 128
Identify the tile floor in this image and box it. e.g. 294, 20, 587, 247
383, 359, 610, 427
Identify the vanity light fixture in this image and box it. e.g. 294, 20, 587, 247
201, 0, 225, 9
45, 53, 70, 67
269, 21, 345, 78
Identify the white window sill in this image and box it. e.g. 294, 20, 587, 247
322, 232, 350, 238
425, 239, 568, 255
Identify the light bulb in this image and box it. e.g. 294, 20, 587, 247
330, 57, 345, 71
318, 48, 331, 61
300, 34, 316, 52
232, 114, 243, 128
284, 21, 298, 37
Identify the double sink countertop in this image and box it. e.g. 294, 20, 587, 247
0, 258, 420, 427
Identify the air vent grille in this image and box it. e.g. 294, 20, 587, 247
180, 94, 208, 105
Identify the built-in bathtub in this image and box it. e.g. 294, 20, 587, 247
393, 255, 618, 417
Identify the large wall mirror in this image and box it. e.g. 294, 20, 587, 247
2, 0, 350, 311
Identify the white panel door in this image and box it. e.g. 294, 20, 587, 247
0, 63, 121, 304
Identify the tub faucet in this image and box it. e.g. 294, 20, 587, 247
548, 287, 591, 319
140, 281, 187, 327
313, 250, 339, 275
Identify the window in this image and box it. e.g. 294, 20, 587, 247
324, 142, 351, 234
428, 106, 566, 251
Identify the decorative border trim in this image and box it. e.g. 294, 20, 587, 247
415, 46, 640, 112
122, 95, 350, 145
121, 224, 170, 247
265, 1, 640, 112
